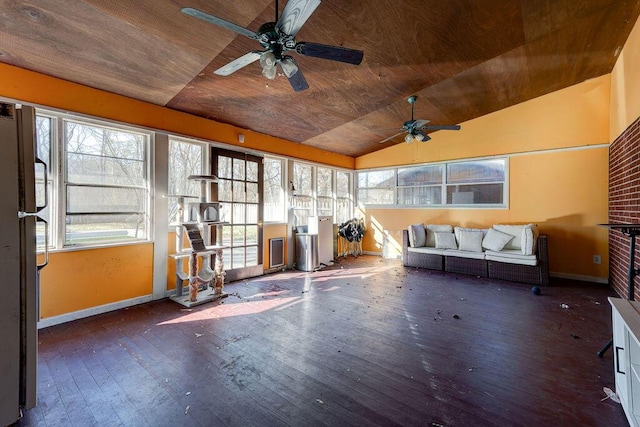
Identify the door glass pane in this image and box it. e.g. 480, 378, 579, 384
232, 247, 245, 269
246, 225, 258, 245
218, 156, 232, 179
246, 182, 258, 203
232, 181, 245, 202
218, 179, 232, 201
219, 202, 231, 223
222, 250, 231, 269
222, 225, 232, 246
232, 225, 245, 246
232, 203, 245, 224
246, 204, 258, 223
246, 246, 258, 266
246, 162, 258, 182
233, 158, 245, 180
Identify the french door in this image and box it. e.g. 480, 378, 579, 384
211, 148, 263, 282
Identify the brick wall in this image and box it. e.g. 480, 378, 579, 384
609, 116, 640, 299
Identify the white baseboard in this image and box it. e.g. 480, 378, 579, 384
550, 271, 609, 284
37, 294, 153, 329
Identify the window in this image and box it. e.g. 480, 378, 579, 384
358, 158, 507, 207
317, 167, 333, 217
292, 163, 313, 228
64, 120, 150, 245
357, 169, 395, 205
398, 164, 443, 205
446, 159, 505, 205
168, 138, 204, 224
263, 157, 285, 222
35, 115, 56, 249
35, 111, 151, 248
335, 171, 352, 223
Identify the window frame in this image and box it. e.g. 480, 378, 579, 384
357, 157, 509, 209
36, 110, 153, 249
263, 156, 286, 224
167, 136, 206, 225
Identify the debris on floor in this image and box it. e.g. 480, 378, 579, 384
453, 314, 460, 319
560, 304, 570, 309
602, 387, 620, 403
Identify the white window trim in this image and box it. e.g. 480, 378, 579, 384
357, 156, 509, 209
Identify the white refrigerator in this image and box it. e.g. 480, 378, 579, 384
0, 103, 46, 425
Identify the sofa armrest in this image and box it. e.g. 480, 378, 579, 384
536, 235, 549, 285
402, 229, 409, 265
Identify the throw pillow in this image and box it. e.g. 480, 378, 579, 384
482, 228, 514, 252
425, 224, 453, 247
408, 224, 426, 247
458, 229, 484, 252
435, 232, 457, 249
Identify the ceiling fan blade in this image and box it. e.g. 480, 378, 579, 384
413, 119, 429, 128
214, 51, 263, 76
379, 131, 405, 144
295, 42, 364, 65
181, 7, 259, 40
276, 0, 321, 36
422, 124, 462, 131
286, 68, 310, 92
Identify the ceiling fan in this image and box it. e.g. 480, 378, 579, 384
181, 0, 364, 92
380, 96, 461, 144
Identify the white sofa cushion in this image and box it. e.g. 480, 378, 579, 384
408, 223, 426, 247
444, 249, 486, 260
485, 249, 538, 266
408, 246, 446, 256
435, 232, 458, 249
425, 224, 453, 247
454, 227, 488, 245
458, 229, 484, 252
482, 228, 514, 252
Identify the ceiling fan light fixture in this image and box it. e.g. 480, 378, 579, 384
260, 51, 277, 68
262, 65, 277, 80
280, 56, 299, 78
415, 132, 425, 142
405, 133, 414, 143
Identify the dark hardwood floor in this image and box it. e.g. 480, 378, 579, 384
17, 256, 628, 426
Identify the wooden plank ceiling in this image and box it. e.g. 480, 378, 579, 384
0, 0, 638, 157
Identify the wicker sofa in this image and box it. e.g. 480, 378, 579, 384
401, 225, 549, 286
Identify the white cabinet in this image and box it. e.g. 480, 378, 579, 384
610, 297, 640, 426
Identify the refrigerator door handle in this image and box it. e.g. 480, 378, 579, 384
18, 154, 50, 270
34, 157, 47, 213
36, 217, 49, 271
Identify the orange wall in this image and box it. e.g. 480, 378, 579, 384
611, 13, 640, 138
356, 76, 611, 280
39, 244, 153, 319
